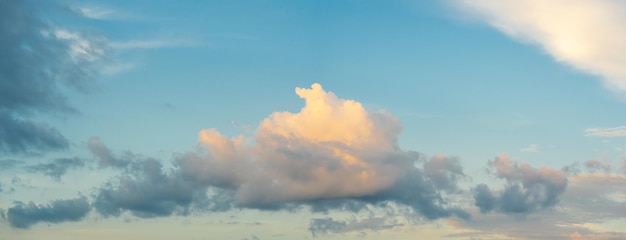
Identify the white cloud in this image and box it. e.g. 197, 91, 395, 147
69, 5, 142, 21
520, 143, 540, 153
450, 0, 626, 91
585, 126, 626, 137
50, 29, 107, 62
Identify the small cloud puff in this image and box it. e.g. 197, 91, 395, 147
520, 144, 539, 153
474, 154, 568, 214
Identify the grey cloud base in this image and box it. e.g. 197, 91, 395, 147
90, 137, 470, 221
7, 197, 90, 229
473, 155, 568, 214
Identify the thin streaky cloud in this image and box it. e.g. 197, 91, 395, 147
71, 6, 115, 20
68, 5, 143, 21
585, 126, 626, 137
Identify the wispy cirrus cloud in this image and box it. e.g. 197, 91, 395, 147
449, 0, 626, 91
585, 126, 626, 137
68, 4, 141, 21
70, 6, 116, 20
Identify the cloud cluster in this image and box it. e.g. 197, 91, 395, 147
0, 0, 107, 155
473, 154, 568, 214
451, 0, 626, 91
455, 171, 626, 239
308, 216, 403, 237
94, 158, 203, 218
94, 84, 469, 220
6, 197, 90, 229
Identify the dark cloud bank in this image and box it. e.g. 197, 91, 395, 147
0, 0, 105, 155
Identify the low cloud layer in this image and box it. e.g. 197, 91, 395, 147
7, 197, 90, 229
451, 0, 626, 91
308, 217, 402, 237
473, 154, 568, 214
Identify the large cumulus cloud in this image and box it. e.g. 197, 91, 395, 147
96, 83, 469, 220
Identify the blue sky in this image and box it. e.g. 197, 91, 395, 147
2, 0, 626, 239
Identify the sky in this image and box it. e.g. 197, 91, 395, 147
1, 0, 626, 239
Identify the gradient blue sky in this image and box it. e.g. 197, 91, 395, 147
2, 0, 626, 239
